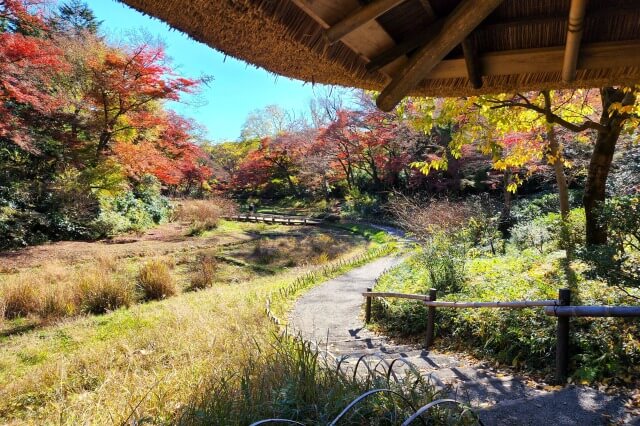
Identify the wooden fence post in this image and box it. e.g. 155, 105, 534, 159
556, 288, 571, 384
365, 287, 372, 324
426, 288, 437, 349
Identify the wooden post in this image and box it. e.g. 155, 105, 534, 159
365, 287, 372, 324
426, 288, 437, 349
556, 288, 571, 384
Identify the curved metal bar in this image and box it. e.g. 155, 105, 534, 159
329, 388, 422, 426
356, 353, 396, 382
352, 354, 376, 382
335, 354, 351, 375
386, 357, 421, 384
400, 399, 465, 426
373, 357, 397, 382
249, 419, 306, 426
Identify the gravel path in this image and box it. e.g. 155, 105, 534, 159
289, 253, 637, 425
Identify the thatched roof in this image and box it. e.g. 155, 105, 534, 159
119, 0, 640, 110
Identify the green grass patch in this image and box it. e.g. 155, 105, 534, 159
371, 245, 640, 384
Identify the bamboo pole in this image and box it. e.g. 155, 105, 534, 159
423, 300, 558, 308
362, 292, 430, 301
545, 305, 640, 317
365, 287, 373, 323
561, 0, 588, 82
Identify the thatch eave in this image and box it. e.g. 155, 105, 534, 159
117, 0, 640, 102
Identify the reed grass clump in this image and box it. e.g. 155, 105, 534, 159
137, 259, 176, 301
188, 255, 218, 291
77, 268, 136, 314
174, 198, 237, 236
2, 279, 41, 319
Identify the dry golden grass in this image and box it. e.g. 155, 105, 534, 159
188, 255, 218, 291
0, 222, 389, 424
137, 260, 176, 301
173, 198, 238, 236
77, 269, 136, 315
0, 243, 380, 424
233, 232, 357, 268
2, 279, 41, 319
0, 260, 136, 320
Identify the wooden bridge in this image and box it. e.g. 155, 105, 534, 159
223, 213, 323, 226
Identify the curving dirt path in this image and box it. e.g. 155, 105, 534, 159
289, 252, 637, 425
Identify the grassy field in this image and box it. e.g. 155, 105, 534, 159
0, 217, 395, 424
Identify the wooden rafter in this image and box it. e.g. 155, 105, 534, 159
377, 0, 504, 111
290, 0, 406, 78
417, 0, 437, 20
367, 7, 630, 74
417, 41, 640, 80
325, 0, 407, 44
366, 20, 444, 72
561, 0, 588, 83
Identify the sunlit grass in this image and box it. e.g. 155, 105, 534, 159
0, 222, 395, 424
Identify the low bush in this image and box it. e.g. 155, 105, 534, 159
92, 177, 171, 237
77, 269, 136, 314
251, 239, 278, 265
342, 188, 382, 219
137, 259, 177, 301
174, 198, 238, 236
578, 195, 640, 291
2, 280, 42, 319
510, 220, 551, 254
386, 194, 475, 241
188, 255, 218, 291
421, 232, 468, 294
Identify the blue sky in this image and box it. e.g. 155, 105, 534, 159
85, 0, 334, 142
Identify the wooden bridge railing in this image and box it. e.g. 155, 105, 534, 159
362, 288, 640, 384
223, 213, 323, 226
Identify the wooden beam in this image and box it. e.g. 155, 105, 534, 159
325, 0, 407, 44
377, 0, 504, 111
461, 38, 483, 88
561, 0, 588, 82
417, 41, 640, 81
416, 0, 437, 21
368, 7, 631, 73
366, 20, 445, 72
290, 0, 404, 78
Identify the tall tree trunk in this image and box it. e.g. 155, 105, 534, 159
498, 170, 514, 236
547, 125, 570, 219
583, 87, 636, 246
